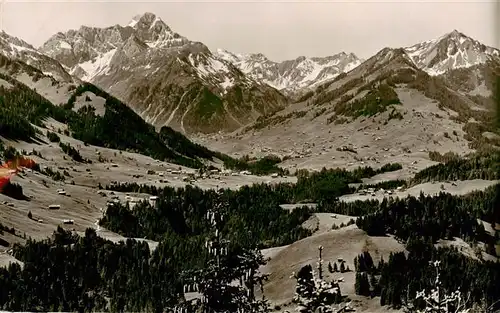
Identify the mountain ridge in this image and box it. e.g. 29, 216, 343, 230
215, 48, 363, 94
2, 12, 499, 135
38, 12, 288, 134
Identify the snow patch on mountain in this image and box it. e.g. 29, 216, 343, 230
404, 30, 500, 75
59, 41, 72, 50
71, 48, 116, 81
0, 30, 74, 81
215, 49, 363, 93
186, 53, 237, 92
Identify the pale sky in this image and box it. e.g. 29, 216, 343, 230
2, 0, 499, 61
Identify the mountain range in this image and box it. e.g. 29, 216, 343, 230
1, 12, 500, 137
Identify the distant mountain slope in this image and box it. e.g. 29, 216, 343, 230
203, 42, 499, 173
302, 45, 498, 145
244, 30, 500, 144
404, 30, 500, 75
0, 30, 75, 82
0, 72, 210, 168
0, 53, 229, 170
0, 51, 286, 174
40, 12, 288, 134
215, 49, 362, 94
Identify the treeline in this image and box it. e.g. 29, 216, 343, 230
59, 142, 87, 163
0, 182, 28, 201
100, 184, 313, 248
333, 83, 401, 119
59, 83, 207, 168
356, 179, 407, 191
100, 163, 406, 252
317, 185, 499, 244
105, 163, 403, 208
354, 241, 500, 309
0, 78, 284, 174
220, 154, 288, 176
412, 150, 500, 184
0, 74, 62, 142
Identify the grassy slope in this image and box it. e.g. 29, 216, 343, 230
0, 70, 282, 173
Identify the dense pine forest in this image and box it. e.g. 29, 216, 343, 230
354, 241, 500, 310
0, 227, 179, 312
411, 149, 500, 184
1, 150, 499, 311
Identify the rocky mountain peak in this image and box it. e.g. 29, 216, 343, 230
0, 30, 74, 82
404, 29, 500, 75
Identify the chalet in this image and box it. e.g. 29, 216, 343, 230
48, 204, 61, 210
62, 219, 74, 225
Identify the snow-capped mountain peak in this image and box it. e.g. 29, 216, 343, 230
215, 49, 363, 93
0, 30, 74, 81
39, 12, 192, 82
126, 12, 188, 49
128, 12, 168, 30
404, 29, 500, 75
0, 30, 37, 56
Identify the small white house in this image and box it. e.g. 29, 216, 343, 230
48, 204, 61, 210
149, 196, 159, 208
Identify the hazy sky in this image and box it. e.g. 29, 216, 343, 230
3, 0, 499, 61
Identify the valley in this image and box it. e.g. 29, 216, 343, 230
0, 10, 499, 313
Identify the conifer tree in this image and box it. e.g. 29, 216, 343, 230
292, 246, 352, 313
172, 190, 269, 313
403, 261, 472, 313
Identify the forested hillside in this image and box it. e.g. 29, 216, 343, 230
0, 75, 283, 173
0, 146, 499, 312
355, 241, 500, 309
